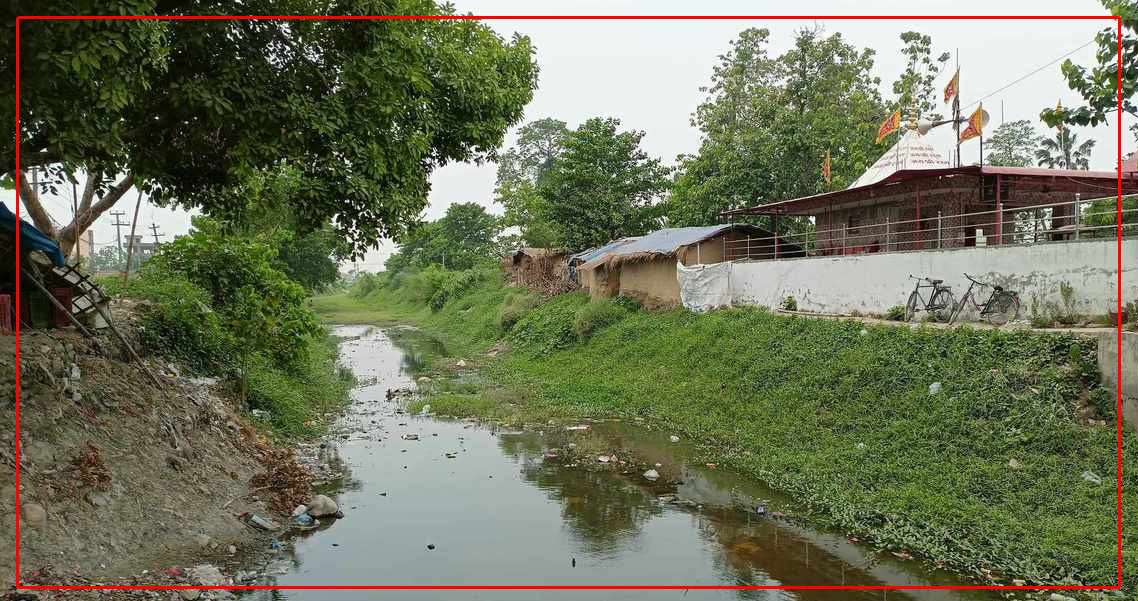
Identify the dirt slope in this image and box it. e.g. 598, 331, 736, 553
1, 324, 297, 595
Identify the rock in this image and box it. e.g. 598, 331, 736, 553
23, 441, 55, 466
1049, 595, 1076, 601
190, 563, 225, 586
178, 590, 201, 600
306, 494, 339, 517
597, 455, 611, 463
928, 382, 942, 395
456, 360, 466, 367
228, 545, 237, 555
427, 544, 435, 550
669, 435, 680, 443
85, 491, 110, 507
642, 469, 659, 481
1008, 458, 1024, 470
191, 533, 211, 548
20, 502, 46, 528
1081, 470, 1103, 485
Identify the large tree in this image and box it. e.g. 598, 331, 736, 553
986, 120, 1043, 167
668, 27, 885, 228
890, 31, 951, 121
536, 117, 671, 251
1040, 0, 1137, 143
493, 118, 568, 247
4, 1, 538, 257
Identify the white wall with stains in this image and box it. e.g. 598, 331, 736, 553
722, 239, 1136, 318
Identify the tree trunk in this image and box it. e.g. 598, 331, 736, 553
17, 171, 58, 238
57, 173, 135, 256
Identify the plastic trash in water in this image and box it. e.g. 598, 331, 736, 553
291, 514, 318, 529
755, 504, 767, 515
401, 433, 420, 441
269, 538, 282, 550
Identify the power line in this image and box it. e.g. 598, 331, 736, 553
149, 223, 166, 245
960, 38, 1096, 112
109, 210, 130, 254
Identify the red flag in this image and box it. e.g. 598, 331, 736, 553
944, 68, 959, 104
959, 104, 985, 143
875, 111, 901, 144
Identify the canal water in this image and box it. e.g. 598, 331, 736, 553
239, 325, 996, 600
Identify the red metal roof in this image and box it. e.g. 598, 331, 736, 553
720, 165, 1138, 217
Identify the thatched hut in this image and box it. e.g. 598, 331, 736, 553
502, 247, 572, 293
577, 224, 802, 307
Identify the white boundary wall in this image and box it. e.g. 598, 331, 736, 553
682, 239, 1135, 317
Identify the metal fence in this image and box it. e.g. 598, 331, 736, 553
723, 196, 1136, 261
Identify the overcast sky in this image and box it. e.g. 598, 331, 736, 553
9, 0, 1133, 271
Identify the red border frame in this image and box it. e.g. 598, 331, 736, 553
11, 12, 1126, 593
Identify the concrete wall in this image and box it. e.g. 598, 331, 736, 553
729, 238, 1135, 318
1097, 330, 1138, 431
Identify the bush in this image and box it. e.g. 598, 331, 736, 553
572, 299, 633, 340
886, 305, 906, 321
509, 293, 589, 355
112, 273, 237, 374
428, 269, 483, 312
780, 295, 797, 311
350, 272, 383, 298
497, 290, 542, 332
245, 337, 353, 439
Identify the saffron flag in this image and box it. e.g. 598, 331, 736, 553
875, 111, 901, 144
944, 68, 959, 104
959, 104, 984, 143
822, 150, 832, 184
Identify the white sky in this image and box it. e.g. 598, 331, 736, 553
8, 0, 1134, 271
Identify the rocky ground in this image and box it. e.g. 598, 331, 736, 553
1, 318, 321, 600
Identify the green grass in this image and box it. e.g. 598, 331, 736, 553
318, 269, 1135, 591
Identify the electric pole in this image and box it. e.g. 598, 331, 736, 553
149, 223, 165, 246
110, 210, 130, 258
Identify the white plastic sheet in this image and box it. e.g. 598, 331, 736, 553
677, 261, 732, 313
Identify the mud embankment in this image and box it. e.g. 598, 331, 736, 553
2, 326, 317, 597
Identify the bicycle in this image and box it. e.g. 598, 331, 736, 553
904, 275, 956, 322
948, 273, 1021, 325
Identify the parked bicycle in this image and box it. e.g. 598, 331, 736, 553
905, 275, 956, 322
948, 273, 1021, 325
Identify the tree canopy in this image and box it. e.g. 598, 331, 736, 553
4, 1, 538, 257
667, 27, 885, 228
385, 202, 505, 273
535, 117, 671, 251
985, 120, 1043, 167
1036, 128, 1096, 170
891, 31, 951, 121
493, 118, 569, 247
1040, 0, 1137, 143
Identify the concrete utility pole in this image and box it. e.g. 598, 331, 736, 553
149, 223, 165, 246
110, 210, 130, 256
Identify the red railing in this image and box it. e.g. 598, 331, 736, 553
722, 197, 1136, 261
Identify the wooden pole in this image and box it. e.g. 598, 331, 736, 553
121, 188, 143, 287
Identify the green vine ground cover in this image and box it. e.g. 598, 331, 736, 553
314, 269, 1136, 593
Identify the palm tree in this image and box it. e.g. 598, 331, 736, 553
1035, 127, 1095, 170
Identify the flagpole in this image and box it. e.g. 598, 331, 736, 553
954, 49, 961, 167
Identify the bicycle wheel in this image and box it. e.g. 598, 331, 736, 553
905, 291, 921, 321
986, 292, 1020, 326
929, 288, 957, 323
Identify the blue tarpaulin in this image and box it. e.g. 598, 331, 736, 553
0, 202, 66, 267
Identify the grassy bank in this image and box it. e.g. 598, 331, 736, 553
317, 267, 1135, 592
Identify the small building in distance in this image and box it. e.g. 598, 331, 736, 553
578, 224, 803, 308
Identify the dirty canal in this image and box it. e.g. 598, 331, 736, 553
240, 325, 996, 600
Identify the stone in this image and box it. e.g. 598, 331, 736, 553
642, 469, 660, 481
23, 441, 55, 466
85, 491, 110, 507
192, 533, 211, 548
306, 494, 339, 517
669, 435, 680, 443
21, 502, 46, 528
1008, 458, 1024, 470
179, 589, 201, 600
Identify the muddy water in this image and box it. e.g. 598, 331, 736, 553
240, 325, 997, 600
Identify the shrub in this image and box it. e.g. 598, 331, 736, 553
115, 273, 237, 374
498, 290, 542, 332
428, 269, 483, 312
509, 293, 589, 355
886, 305, 906, 321
572, 299, 633, 340
780, 295, 798, 311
